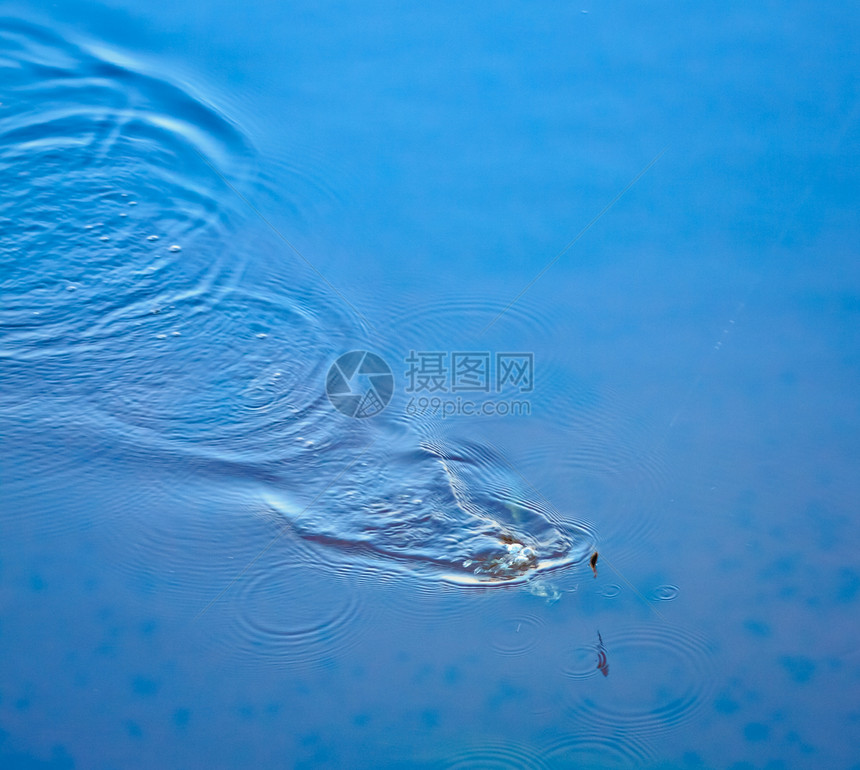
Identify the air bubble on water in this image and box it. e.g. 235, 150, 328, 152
168, 245, 181, 252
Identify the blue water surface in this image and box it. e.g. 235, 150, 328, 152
1, 1, 859, 768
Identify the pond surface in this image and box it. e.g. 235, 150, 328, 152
1, 1, 859, 768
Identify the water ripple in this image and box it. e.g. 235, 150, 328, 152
483, 612, 546, 657
0, 18, 254, 388
363, 570, 492, 624
542, 732, 657, 768
563, 642, 607, 681
83, 284, 354, 464
443, 741, 551, 770
262, 436, 595, 586
563, 623, 716, 736
225, 557, 367, 670
0, 18, 601, 592
650, 584, 680, 601
380, 295, 558, 351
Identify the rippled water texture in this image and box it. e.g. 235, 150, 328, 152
3, 3, 858, 768
0, 19, 594, 586
265, 436, 594, 584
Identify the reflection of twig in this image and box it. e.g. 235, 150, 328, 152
192, 434, 379, 621
596, 630, 609, 677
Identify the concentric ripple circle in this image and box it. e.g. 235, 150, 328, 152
443, 741, 551, 770
543, 732, 657, 768
224, 555, 368, 670
483, 612, 546, 657
563, 643, 607, 681
381, 294, 559, 351
650, 584, 680, 601
563, 623, 716, 736
0, 19, 256, 371
366, 569, 492, 624
83, 283, 356, 463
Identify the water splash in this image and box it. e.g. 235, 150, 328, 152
264, 437, 595, 586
